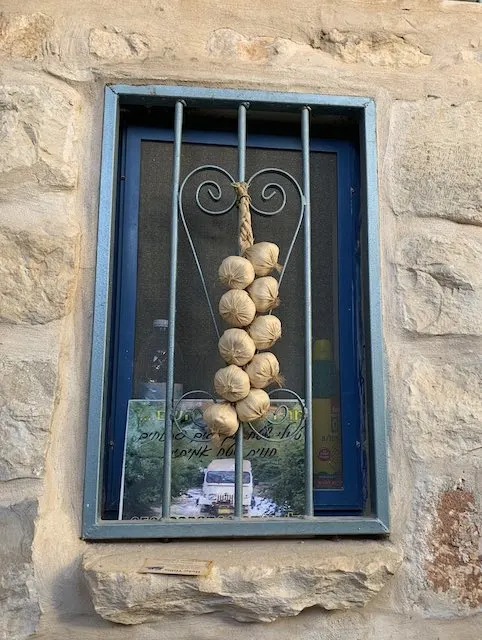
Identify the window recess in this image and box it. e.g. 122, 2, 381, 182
83, 86, 389, 539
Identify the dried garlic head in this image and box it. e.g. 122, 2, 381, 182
218, 328, 256, 366
214, 364, 250, 402
245, 352, 284, 389
203, 402, 239, 442
235, 388, 270, 423
219, 289, 256, 327
247, 315, 282, 350
247, 276, 280, 313
218, 256, 255, 290
243, 242, 282, 277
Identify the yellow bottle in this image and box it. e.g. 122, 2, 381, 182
312, 339, 342, 489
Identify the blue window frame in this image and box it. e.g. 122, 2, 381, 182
83, 85, 389, 539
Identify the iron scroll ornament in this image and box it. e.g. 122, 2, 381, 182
175, 164, 307, 443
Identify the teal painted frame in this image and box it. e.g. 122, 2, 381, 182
82, 85, 389, 539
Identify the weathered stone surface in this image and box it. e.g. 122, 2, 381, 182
207, 29, 276, 63
0, 84, 78, 189
386, 100, 482, 226
399, 357, 482, 462
89, 28, 150, 61
207, 27, 431, 69
83, 542, 402, 624
0, 12, 52, 60
0, 227, 79, 324
426, 486, 481, 609
41, 21, 93, 82
0, 499, 40, 640
0, 189, 78, 229
29, 610, 482, 640
309, 29, 431, 67
395, 228, 482, 335
0, 358, 57, 480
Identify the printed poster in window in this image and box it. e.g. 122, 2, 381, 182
120, 399, 305, 520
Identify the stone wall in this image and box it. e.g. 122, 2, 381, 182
0, 1, 480, 638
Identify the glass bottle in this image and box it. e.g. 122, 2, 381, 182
137, 319, 183, 400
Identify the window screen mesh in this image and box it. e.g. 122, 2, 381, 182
133, 139, 338, 401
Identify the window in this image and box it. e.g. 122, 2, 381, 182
83, 85, 388, 539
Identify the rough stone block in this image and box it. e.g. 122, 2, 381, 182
0, 12, 52, 60
426, 486, 481, 610
0, 358, 57, 480
395, 228, 482, 335
207, 29, 276, 63
0, 499, 40, 640
399, 357, 482, 462
309, 29, 431, 67
386, 100, 482, 226
0, 84, 79, 189
0, 227, 79, 324
83, 541, 402, 624
89, 28, 150, 62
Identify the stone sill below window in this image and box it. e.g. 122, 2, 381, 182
83, 539, 402, 624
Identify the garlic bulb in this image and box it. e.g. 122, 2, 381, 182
214, 364, 251, 402
235, 388, 270, 423
219, 289, 257, 327
243, 242, 282, 276
244, 352, 284, 389
218, 256, 255, 290
247, 315, 282, 350
218, 328, 256, 366
247, 276, 280, 313
203, 402, 239, 441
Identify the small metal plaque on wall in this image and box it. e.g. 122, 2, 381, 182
139, 558, 213, 576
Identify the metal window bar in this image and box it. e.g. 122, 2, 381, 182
235, 103, 248, 518
301, 106, 313, 516
162, 99, 185, 517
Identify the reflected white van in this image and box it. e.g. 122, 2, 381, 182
198, 459, 253, 516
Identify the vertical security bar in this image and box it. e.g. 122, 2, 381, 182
301, 106, 314, 516
162, 100, 185, 517
235, 102, 249, 518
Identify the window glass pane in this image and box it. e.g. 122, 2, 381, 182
134, 140, 238, 395
113, 134, 342, 521
134, 140, 340, 403
310, 152, 343, 491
